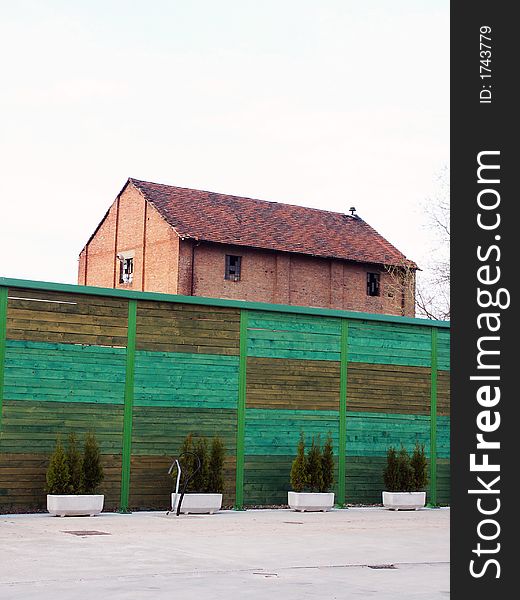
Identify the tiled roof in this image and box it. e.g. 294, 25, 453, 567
129, 178, 416, 268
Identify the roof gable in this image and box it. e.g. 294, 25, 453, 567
126, 178, 415, 268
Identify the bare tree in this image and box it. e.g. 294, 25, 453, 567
383, 168, 449, 321
415, 169, 450, 321
384, 260, 417, 317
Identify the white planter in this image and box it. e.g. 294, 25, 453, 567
382, 491, 426, 510
288, 491, 335, 512
171, 493, 223, 515
47, 494, 104, 517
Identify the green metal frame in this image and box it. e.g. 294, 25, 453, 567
0, 277, 449, 329
119, 299, 137, 512
0, 287, 8, 431
234, 310, 249, 509
429, 327, 438, 506
337, 319, 349, 506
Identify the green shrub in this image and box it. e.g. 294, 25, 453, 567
178, 434, 225, 494
383, 447, 400, 492
307, 435, 324, 493
66, 432, 83, 494
46, 436, 70, 494
179, 433, 196, 491
410, 442, 428, 491
320, 433, 335, 493
191, 437, 209, 493
82, 432, 104, 494
290, 432, 309, 492
397, 446, 414, 491
384, 444, 427, 492
207, 437, 225, 494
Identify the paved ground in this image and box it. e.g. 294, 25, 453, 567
0, 508, 449, 599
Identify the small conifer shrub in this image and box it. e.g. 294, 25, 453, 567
46, 436, 70, 494
410, 442, 428, 491
177, 434, 226, 494
397, 446, 414, 491
207, 437, 225, 494
191, 437, 209, 493
66, 432, 83, 494
384, 444, 428, 492
383, 447, 400, 492
320, 433, 335, 493
82, 431, 104, 494
290, 432, 309, 492
307, 435, 324, 493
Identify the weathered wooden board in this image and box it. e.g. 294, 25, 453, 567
345, 412, 449, 459
244, 408, 339, 456
0, 400, 124, 453
349, 321, 432, 367
346, 411, 431, 457
437, 371, 450, 416
246, 357, 340, 410
247, 311, 341, 361
347, 363, 431, 415
131, 407, 237, 456
437, 329, 450, 371
4, 340, 126, 404
136, 301, 240, 355
437, 459, 451, 504
344, 456, 386, 504
6, 289, 129, 347
244, 455, 294, 505
134, 351, 239, 408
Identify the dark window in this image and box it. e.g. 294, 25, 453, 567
367, 272, 380, 297
119, 257, 134, 284
225, 255, 242, 281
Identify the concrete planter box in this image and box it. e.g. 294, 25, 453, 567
288, 491, 335, 512
47, 494, 104, 517
172, 493, 223, 515
382, 491, 426, 510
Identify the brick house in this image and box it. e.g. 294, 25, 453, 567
78, 178, 417, 316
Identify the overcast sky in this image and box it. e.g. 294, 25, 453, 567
0, 0, 449, 285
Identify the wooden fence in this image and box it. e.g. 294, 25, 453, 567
0, 277, 450, 512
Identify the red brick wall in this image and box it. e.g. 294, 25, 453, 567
78, 183, 179, 294
184, 241, 414, 316
79, 182, 414, 316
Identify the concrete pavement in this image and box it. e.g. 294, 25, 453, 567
0, 508, 449, 599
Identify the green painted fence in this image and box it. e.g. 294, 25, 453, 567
0, 277, 450, 512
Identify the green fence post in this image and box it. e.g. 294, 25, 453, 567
337, 319, 348, 507
0, 287, 8, 432
429, 326, 438, 507
234, 310, 248, 510
119, 299, 137, 513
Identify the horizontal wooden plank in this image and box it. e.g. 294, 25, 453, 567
0, 400, 124, 453
437, 371, 450, 415
246, 357, 340, 410
4, 340, 126, 405
245, 408, 338, 456
8, 288, 128, 308
349, 321, 433, 368
136, 303, 240, 355
131, 407, 237, 456
347, 362, 430, 415
134, 350, 238, 409
247, 311, 341, 362
7, 292, 128, 347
